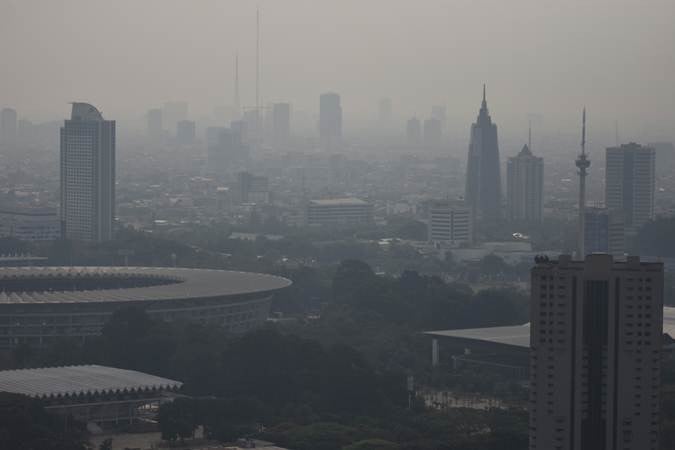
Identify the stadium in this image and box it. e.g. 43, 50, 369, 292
0, 266, 291, 349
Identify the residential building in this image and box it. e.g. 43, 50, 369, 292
605, 143, 656, 235
529, 254, 663, 450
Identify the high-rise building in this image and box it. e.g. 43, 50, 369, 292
0, 108, 18, 149
647, 142, 674, 177
176, 120, 196, 145
423, 118, 442, 148
319, 93, 342, 151
147, 108, 162, 139
272, 103, 291, 146
584, 207, 625, 256
162, 101, 188, 134
206, 127, 248, 174
428, 200, 472, 245
237, 171, 270, 204
529, 254, 663, 450
506, 144, 544, 223
605, 143, 656, 235
465, 86, 502, 220
406, 117, 421, 146
60, 103, 115, 242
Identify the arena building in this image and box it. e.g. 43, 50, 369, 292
0, 266, 291, 349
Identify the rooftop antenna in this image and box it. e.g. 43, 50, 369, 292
575, 108, 590, 260
528, 119, 532, 150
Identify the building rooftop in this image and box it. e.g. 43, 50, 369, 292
426, 306, 675, 349
0, 365, 182, 399
0, 266, 291, 304
309, 198, 369, 206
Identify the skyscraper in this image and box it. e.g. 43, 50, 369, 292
464, 86, 502, 220
584, 207, 625, 256
529, 254, 663, 450
605, 143, 656, 235
506, 144, 543, 222
147, 108, 162, 139
0, 108, 18, 150
423, 118, 442, 148
319, 93, 342, 151
406, 117, 421, 146
60, 103, 115, 242
272, 102, 291, 146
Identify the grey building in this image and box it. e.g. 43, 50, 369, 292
605, 143, 655, 235
305, 198, 373, 226
529, 254, 663, 450
176, 120, 196, 145
406, 117, 422, 146
465, 86, 502, 220
272, 102, 291, 146
206, 126, 248, 174
162, 101, 188, 134
423, 118, 442, 148
147, 108, 162, 139
584, 207, 625, 256
506, 144, 543, 223
319, 93, 342, 151
60, 103, 115, 242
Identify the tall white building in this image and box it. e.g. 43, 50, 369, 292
428, 200, 472, 245
506, 144, 544, 223
529, 254, 663, 450
605, 143, 656, 235
60, 103, 115, 242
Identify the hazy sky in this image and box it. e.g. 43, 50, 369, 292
1, 0, 674, 141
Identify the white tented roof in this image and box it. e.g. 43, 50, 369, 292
0, 365, 182, 399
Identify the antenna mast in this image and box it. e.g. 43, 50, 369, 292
575, 108, 590, 259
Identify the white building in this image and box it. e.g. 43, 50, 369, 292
605, 143, 655, 235
529, 254, 663, 450
305, 198, 372, 226
60, 103, 115, 242
506, 144, 543, 223
0, 209, 61, 241
428, 200, 472, 246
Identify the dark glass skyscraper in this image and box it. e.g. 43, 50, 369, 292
465, 86, 502, 220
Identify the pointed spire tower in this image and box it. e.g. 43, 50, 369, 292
575, 108, 590, 259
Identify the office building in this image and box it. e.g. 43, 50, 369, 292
647, 142, 674, 176
147, 108, 162, 139
584, 207, 625, 256
506, 144, 544, 223
305, 198, 373, 226
162, 101, 188, 134
605, 143, 656, 235
319, 93, 342, 151
465, 86, 502, 220
0, 108, 18, 149
272, 102, 291, 146
406, 117, 422, 146
176, 120, 196, 145
60, 103, 115, 242
529, 254, 663, 450
428, 200, 472, 245
423, 118, 442, 148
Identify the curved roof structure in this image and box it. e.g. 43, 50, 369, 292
71, 102, 104, 121
0, 365, 182, 399
0, 267, 291, 304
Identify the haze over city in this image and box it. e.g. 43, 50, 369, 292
1, 1, 675, 450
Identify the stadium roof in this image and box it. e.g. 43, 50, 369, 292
0, 365, 182, 399
425, 306, 675, 349
0, 267, 291, 304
